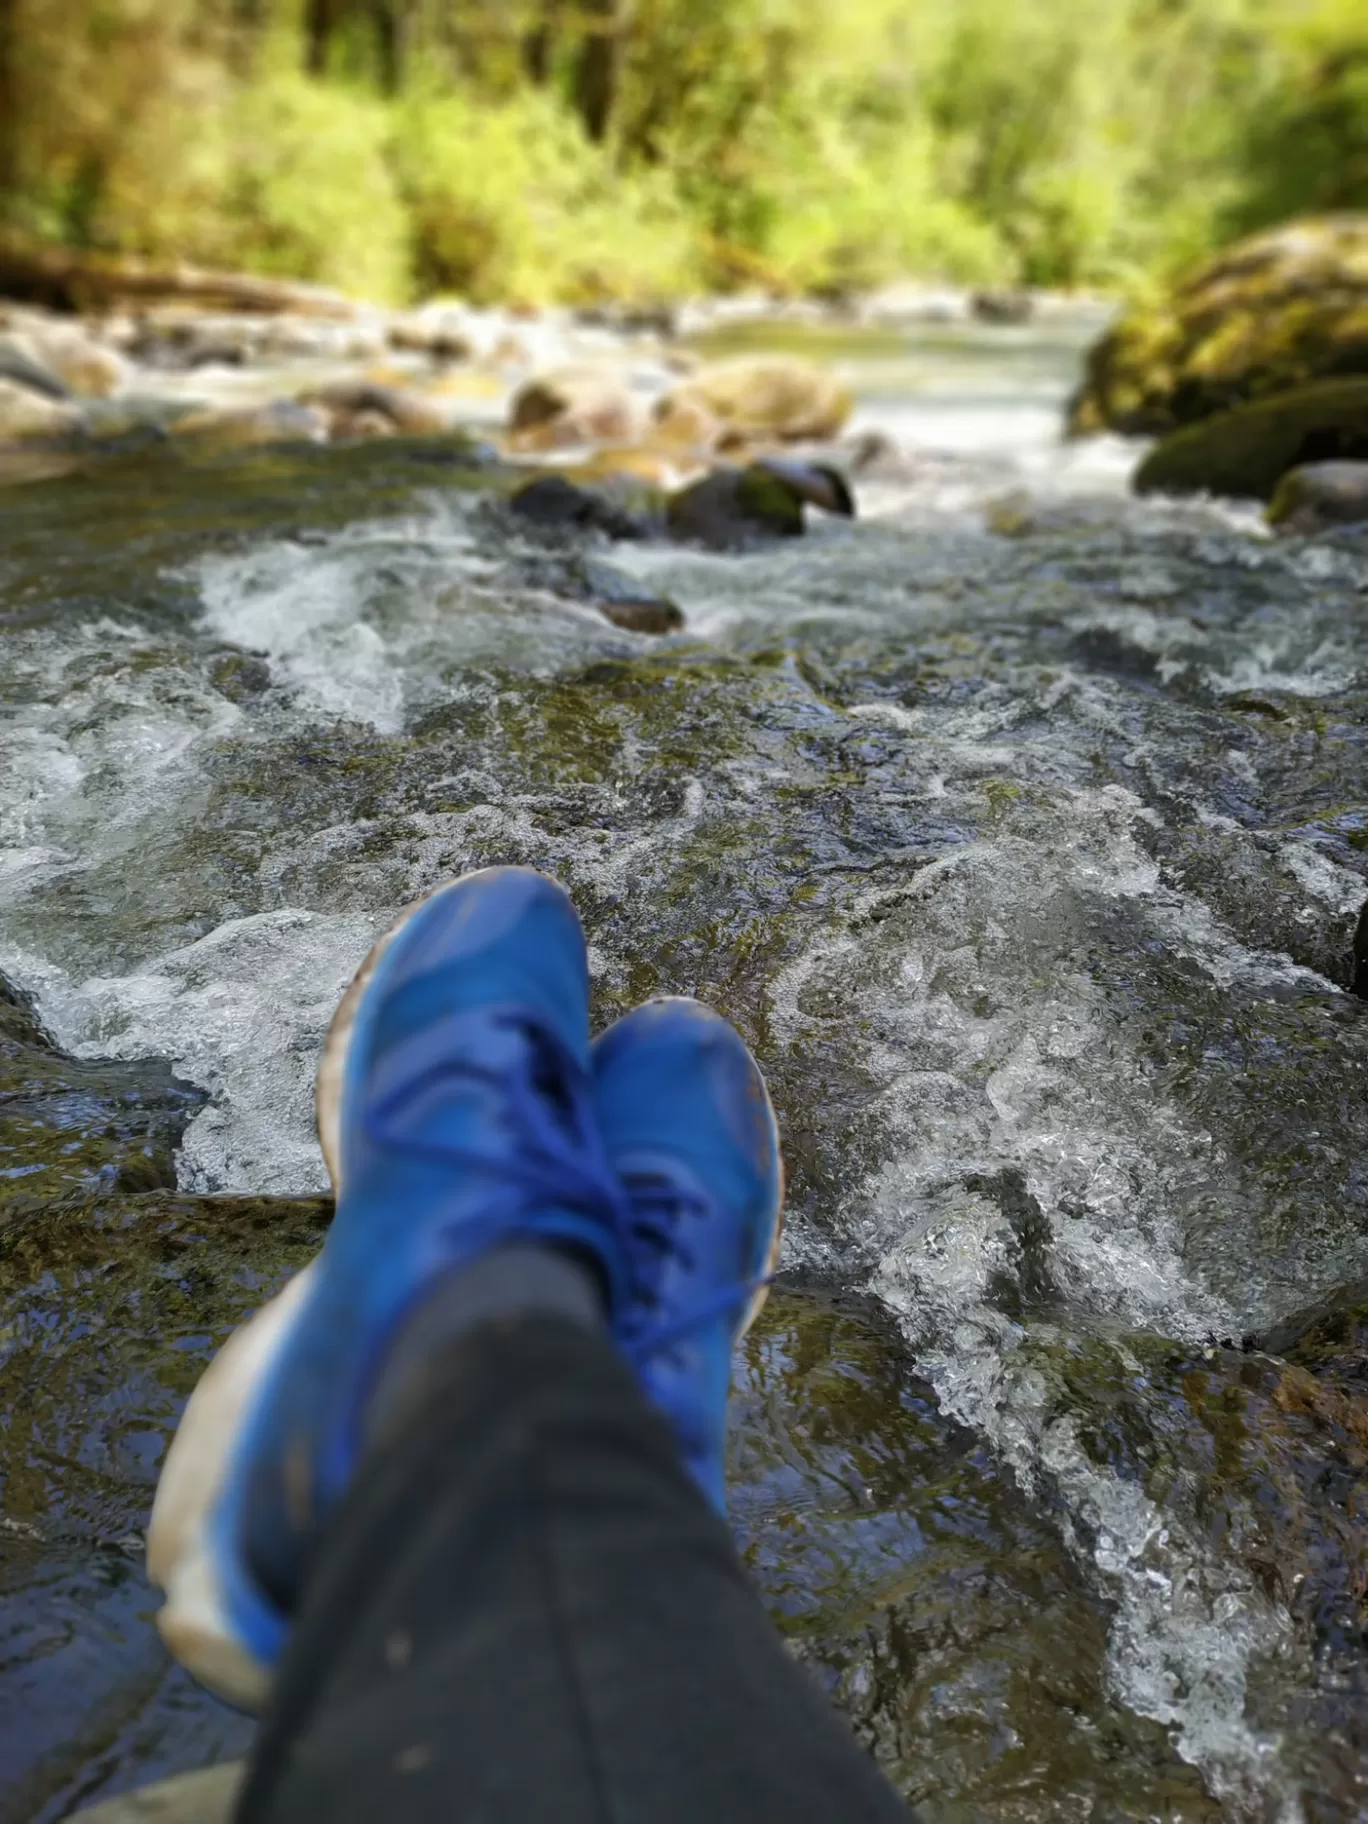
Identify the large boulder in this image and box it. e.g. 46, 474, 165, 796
298, 381, 451, 440
654, 356, 853, 445
508, 366, 637, 450
666, 459, 854, 549
1133, 378, 1368, 500
1070, 217, 1368, 436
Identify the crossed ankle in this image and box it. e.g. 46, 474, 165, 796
363, 1244, 607, 1456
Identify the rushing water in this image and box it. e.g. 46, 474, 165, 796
2, 312, 1367, 1822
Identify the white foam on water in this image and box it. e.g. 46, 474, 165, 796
764, 776, 1317, 1820
9, 908, 381, 1194
3, 317, 1363, 1816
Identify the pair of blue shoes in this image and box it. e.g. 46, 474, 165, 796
147, 867, 783, 1710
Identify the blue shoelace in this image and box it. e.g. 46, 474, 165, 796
363, 1005, 770, 1359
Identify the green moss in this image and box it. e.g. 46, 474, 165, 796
1072, 221, 1368, 436
1134, 377, 1368, 499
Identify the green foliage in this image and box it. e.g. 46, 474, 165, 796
98, 71, 411, 300
3, 0, 1368, 304
392, 88, 700, 305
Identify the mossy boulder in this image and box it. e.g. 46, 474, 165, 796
1133, 377, 1368, 500
665, 460, 853, 549
1070, 216, 1368, 436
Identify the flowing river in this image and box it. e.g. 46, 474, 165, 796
2, 309, 1366, 1822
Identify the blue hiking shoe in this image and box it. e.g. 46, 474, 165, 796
592, 998, 784, 1515
147, 867, 631, 1708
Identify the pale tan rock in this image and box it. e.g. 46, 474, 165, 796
508, 365, 637, 449
27, 323, 130, 397
73, 1762, 243, 1824
654, 357, 853, 443
0, 376, 80, 441
171, 400, 330, 448
302, 381, 450, 438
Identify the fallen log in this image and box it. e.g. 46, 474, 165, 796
0, 239, 358, 318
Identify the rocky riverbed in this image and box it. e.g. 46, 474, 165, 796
1, 284, 1367, 1823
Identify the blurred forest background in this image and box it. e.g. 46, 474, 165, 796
1, 0, 1366, 307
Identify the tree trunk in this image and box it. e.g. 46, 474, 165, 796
572, 0, 622, 144
304, 0, 338, 76
369, 0, 402, 92
0, 239, 360, 316
522, 0, 560, 86
0, 0, 19, 213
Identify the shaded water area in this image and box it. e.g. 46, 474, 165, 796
2, 315, 1367, 1821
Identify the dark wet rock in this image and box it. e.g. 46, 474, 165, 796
654, 357, 853, 445
578, 559, 683, 634
508, 366, 637, 450
1258, 1275, 1368, 1380
971, 287, 1034, 326
1267, 459, 1368, 535
1017, 1328, 1368, 1809
1134, 378, 1368, 500
1070, 216, 1368, 436
736, 1293, 1223, 1818
1355, 899, 1368, 999
0, 1190, 329, 1821
207, 650, 273, 703
0, 975, 204, 1218
504, 549, 683, 635
666, 460, 854, 549
507, 474, 648, 540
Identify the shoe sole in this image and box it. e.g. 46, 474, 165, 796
148, 869, 562, 1709
149, 879, 783, 1705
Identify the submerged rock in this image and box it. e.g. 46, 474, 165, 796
1267, 460, 1368, 535
507, 473, 648, 540
576, 557, 683, 634
508, 365, 637, 449
1070, 216, 1368, 436
170, 400, 331, 451
654, 356, 853, 444
0, 973, 203, 1216
0, 1191, 327, 1820
1134, 378, 1368, 500
666, 459, 854, 549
